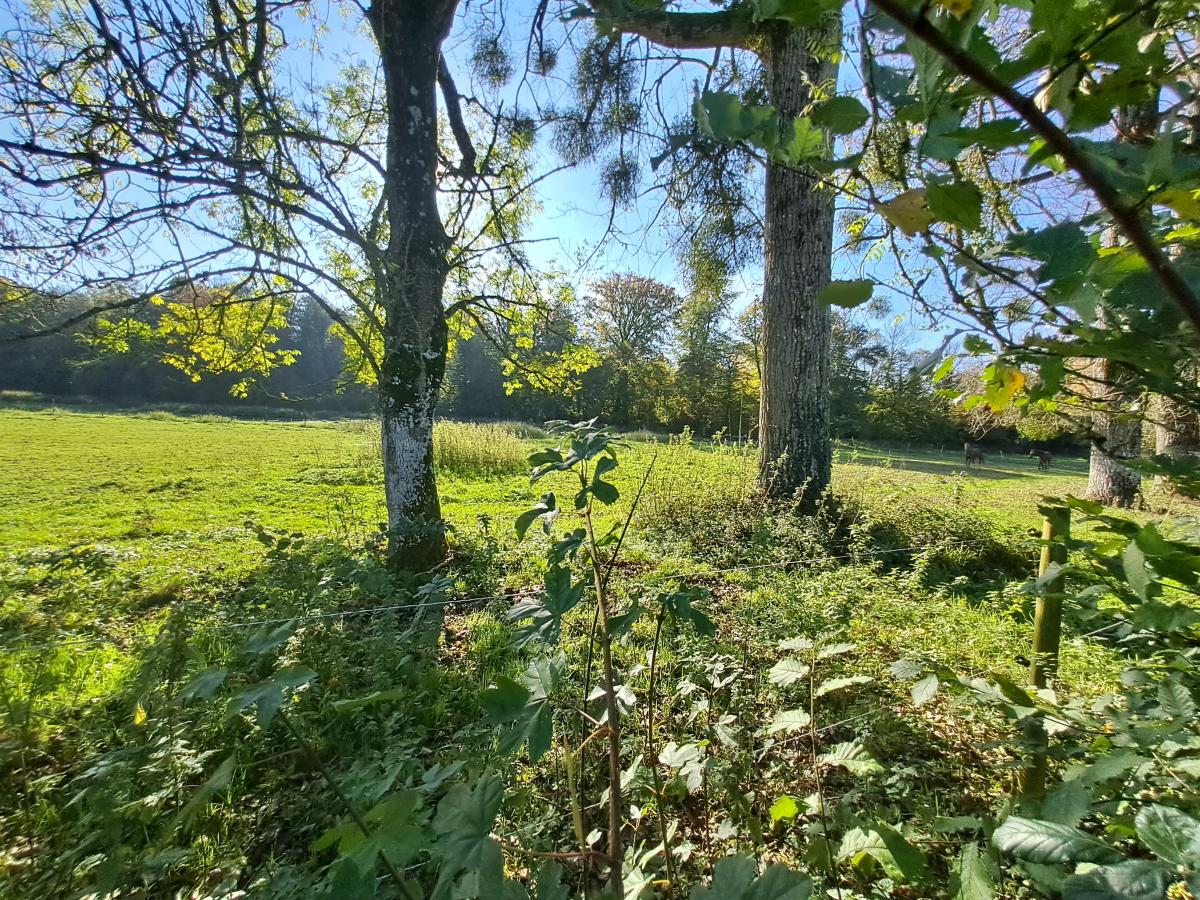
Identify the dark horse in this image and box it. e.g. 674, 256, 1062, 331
1029, 449, 1053, 470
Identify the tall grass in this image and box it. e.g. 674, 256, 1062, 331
435, 421, 529, 477
339, 419, 536, 478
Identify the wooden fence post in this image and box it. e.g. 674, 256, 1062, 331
1030, 508, 1069, 688
1020, 506, 1069, 803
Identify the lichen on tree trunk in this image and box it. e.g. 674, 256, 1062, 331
758, 26, 837, 508
368, 0, 457, 568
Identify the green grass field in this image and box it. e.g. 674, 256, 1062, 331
0, 407, 1088, 552
0, 408, 1129, 898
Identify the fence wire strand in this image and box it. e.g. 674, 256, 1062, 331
0, 538, 1003, 654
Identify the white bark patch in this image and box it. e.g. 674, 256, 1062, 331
382, 396, 432, 527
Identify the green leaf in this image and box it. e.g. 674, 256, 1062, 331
661, 587, 715, 636
764, 708, 812, 735
839, 824, 925, 882
178, 666, 227, 702
590, 477, 619, 505
993, 816, 1121, 865
911, 674, 940, 706
779, 636, 815, 651
810, 96, 869, 135
814, 675, 873, 697
534, 860, 569, 900
1130, 601, 1200, 633
350, 791, 426, 874
1008, 224, 1095, 284
818, 279, 873, 309
927, 181, 984, 231
690, 855, 812, 899
1062, 861, 1173, 900
606, 597, 643, 639
508, 567, 585, 647
172, 755, 236, 831
323, 856, 375, 900
820, 740, 884, 776
888, 658, 922, 680
696, 91, 777, 145
433, 775, 505, 870
951, 843, 996, 900
1066, 750, 1150, 786
527, 448, 563, 467
482, 657, 563, 761
933, 816, 984, 833
779, 116, 824, 164
692, 856, 755, 898
931, 356, 956, 384
768, 656, 811, 687
225, 666, 316, 728
1122, 539, 1152, 600
515, 492, 556, 539
1157, 679, 1196, 721
480, 677, 530, 722
1042, 779, 1091, 827
816, 642, 856, 659
659, 741, 703, 768
243, 621, 296, 656
331, 688, 408, 714
1134, 804, 1200, 867
752, 0, 842, 27
770, 795, 800, 823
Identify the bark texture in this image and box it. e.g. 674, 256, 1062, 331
1086, 360, 1142, 508
369, 0, 457, 567
1153, 391, 1200, 490
758, 27, 837, 506
1083, 95, 1164, 508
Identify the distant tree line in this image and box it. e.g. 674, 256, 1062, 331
1, 272, 1077, 450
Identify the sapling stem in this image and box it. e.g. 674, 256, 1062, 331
584, 495, 625, 897
281, 711, 418, 900
809, 655, 842, 900
646, 604, 676, 895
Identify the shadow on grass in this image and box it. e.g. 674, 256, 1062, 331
0, 536, 517, 899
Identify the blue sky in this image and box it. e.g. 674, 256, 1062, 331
0, 0, 937, 349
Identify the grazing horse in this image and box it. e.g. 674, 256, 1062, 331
964, 442, 985, 467
1029, 449, 1053, 470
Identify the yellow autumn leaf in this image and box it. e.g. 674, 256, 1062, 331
935, 0, 973, 18
879, 188, 935, 236
1157, 187, 1200, 221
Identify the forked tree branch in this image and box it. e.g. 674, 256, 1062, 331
438, 54, 477, 175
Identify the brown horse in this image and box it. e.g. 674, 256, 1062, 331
964, 442, 985, 467
1029, 449, 1053, 470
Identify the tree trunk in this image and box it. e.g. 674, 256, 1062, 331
1086, 359, 1142, 508
369, 0, 458, 568
1153, 390, 1200, 488
758, 26, 837, 507
1084, 97, 1157, 508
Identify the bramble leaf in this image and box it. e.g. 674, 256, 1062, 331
993, 816, 1120, 865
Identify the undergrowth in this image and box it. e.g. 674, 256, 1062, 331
2, 415, 1191, 899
